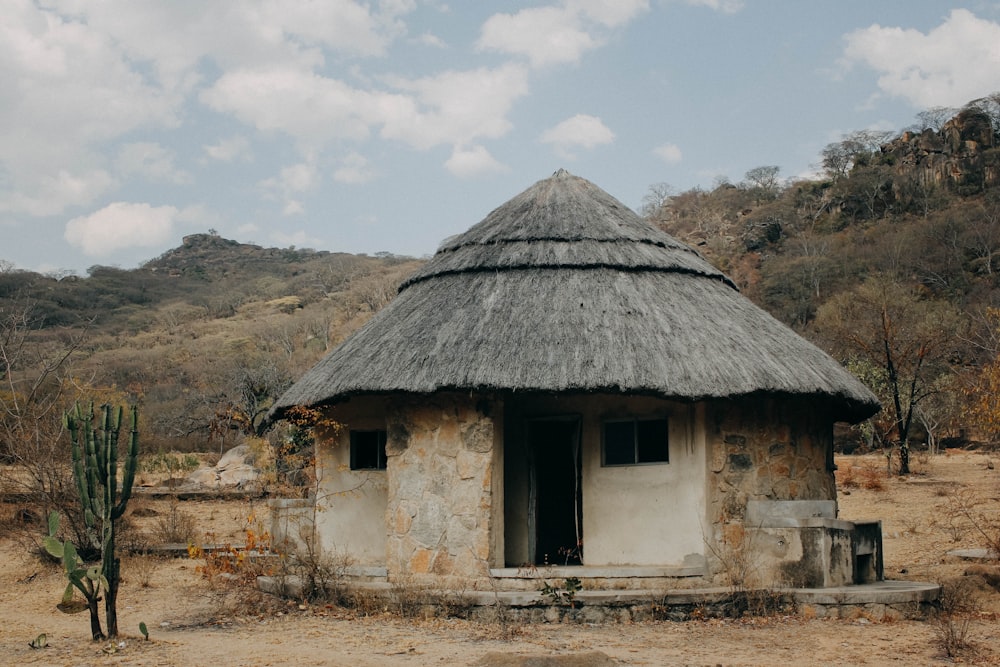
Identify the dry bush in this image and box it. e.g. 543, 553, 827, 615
474, 602, 524, 641
388, 573, 428, 618
836, 464, 858, 488
189, 507, 277, 593
859, 462, 887, 491
702, 520, 795, 618
342, 589, 384, 617
709, 524, 762, 591
155, 498, 199, 544
836, 459, 889, 491
126, 554, 162, 588
942, 488, 1000, 555
933, 577, 982, 659
285, 544, 356, 604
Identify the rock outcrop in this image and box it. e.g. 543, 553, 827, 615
881, 108, 1000, 194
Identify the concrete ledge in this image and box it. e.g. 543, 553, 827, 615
490, 565, 705, 579
789, 580, 940, 605
746, 499, 836, 525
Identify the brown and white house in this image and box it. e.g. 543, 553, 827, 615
269, 169, 884, 594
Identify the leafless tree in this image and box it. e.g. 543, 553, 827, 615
639, 182, 675, 218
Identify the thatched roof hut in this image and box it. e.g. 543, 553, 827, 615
272, 169, 877, 423
268, 169, 887, 592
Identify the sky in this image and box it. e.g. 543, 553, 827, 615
3, 1, 1000, 276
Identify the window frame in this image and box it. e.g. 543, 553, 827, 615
349, 429, 387, 470
601, 416, 669, 467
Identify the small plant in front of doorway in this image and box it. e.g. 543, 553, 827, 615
539, 576, 582, 608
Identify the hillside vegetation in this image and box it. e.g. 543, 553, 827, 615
0, 237, 422, 458
647, 93, 1000, 469
3, 94, 1000, 476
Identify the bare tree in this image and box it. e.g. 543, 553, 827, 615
639, 182, 675, 218
821, 130, 895, 180
743, 166, 781, 202
913, 106, 958, 132
0, 300, 97, 551
816, 277, 962, 474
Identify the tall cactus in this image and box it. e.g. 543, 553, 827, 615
61, 402, 140, 639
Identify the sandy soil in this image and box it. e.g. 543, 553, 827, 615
2, 450, 999, 667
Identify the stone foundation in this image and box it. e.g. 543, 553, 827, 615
258, 577, 938, 622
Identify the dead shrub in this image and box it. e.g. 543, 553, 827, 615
388, 574, 428, 618
288, 545, 355, 604
703, 523, 792, 618
939, 488, 1000, 553
342, 589, 384, 617
475, 602, 524, 641
155, 498, 199, 545
932, 577, 982, 659
836, 464, 858, 489
859, 462, 886, 491
126, 554, 162, 588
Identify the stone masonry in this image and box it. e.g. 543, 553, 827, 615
384, 394, 498, 586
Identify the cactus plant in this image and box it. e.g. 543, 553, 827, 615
53, 403, 140, 640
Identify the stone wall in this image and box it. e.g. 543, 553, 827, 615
384, 393, 500, 586
707, 397, 835, 519
704, 397, 841, 585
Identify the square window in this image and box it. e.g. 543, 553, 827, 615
602, 418, 668, 466
350, 430, 386, 470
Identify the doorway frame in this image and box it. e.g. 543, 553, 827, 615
525, 415, 583, 566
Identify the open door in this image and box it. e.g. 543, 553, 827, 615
527, 418, 582, 566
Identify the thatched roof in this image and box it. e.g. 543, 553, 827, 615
272, 170, 878, 423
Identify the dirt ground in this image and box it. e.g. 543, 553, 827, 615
2, 450, 999, 667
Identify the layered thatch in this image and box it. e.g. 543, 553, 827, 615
272, 170, 878, 423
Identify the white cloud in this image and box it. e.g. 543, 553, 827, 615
260, 160, 319, 213
684, 0, 744, 14
382, 65, 530, 149
445, 145, 508, 178
334, 152, 377, 184
569, 0, 650, 27
478, 6, 596, 67
415, 32, 447, 48
842, 9, 1000, 108
204, 136, 253, 162
0, 1, 180, 216
477, 1, 649, 67
540, 114, 615, 159
0, 1, 417, 220
64, 202, 178, 256
653, 143, 683, 164
116, 142, 192, 185
1, 169, 117, 217
202, 67, 407, 144
205, 64, 528, 153
283, 200, 305, 216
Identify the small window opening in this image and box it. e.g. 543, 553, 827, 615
602, 418, 668, 465
350, 430, 387, 470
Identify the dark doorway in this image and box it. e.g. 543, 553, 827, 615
528, 418, 582, 566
